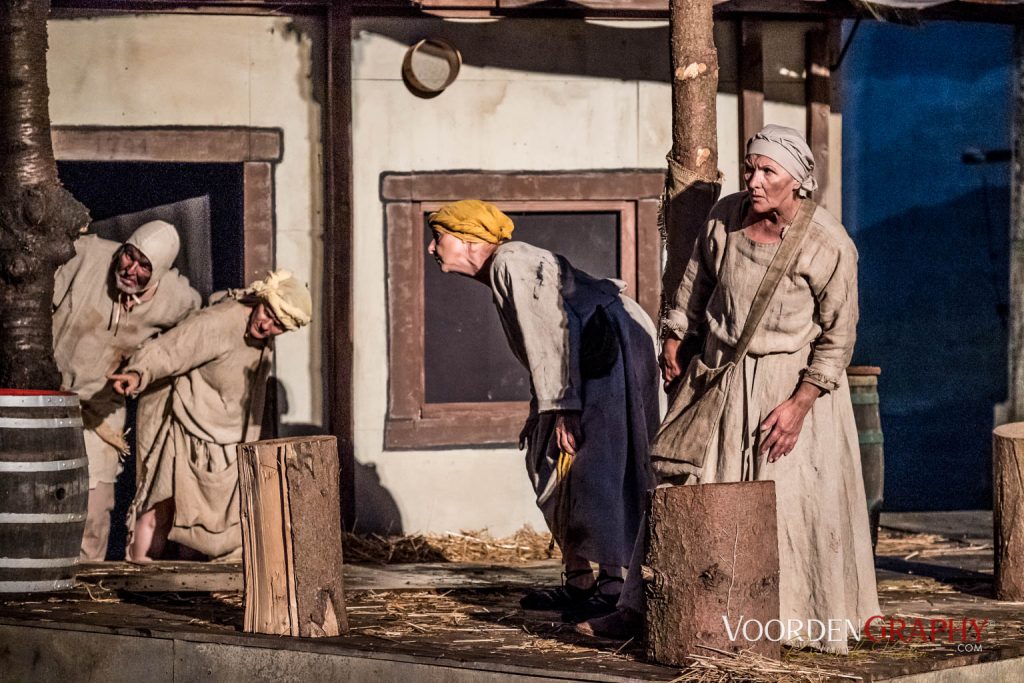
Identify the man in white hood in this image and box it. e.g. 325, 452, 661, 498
53, 220, 201, 560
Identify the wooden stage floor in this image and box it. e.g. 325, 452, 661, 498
1, 512, 1023, 682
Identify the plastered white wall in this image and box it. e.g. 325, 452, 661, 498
351, 17, 840, 535
47, 14, 324, 428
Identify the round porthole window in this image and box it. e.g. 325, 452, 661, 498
402, 38, 462, 98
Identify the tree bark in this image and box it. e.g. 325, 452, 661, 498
660, 0, 722, 332
0, 0, 89, 389
644, 483, 780, 664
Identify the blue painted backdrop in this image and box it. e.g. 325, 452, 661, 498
841, 21, 1013, 510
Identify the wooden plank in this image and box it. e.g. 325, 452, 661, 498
636, 199, 662, 324
242, 162, 275, 286
805, 27, 830, 204
381, 171, 665, 202
325, 1, 356, 529
385, 201, 424, 421
75, 560, 564, 593
385, 409, 526, 449
238, 442, 291, 634
736, 18, 763, 181
51, 127, 282, 163
238, 436, 348, 637
645, 482, 779, 665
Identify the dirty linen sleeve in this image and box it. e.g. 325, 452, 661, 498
803, 233, 859, 392
492, 249, 581, 413
662, 216, 718, 341
125, 307, 232, 393
52, 237, 89, 307
158, 270, 202, 328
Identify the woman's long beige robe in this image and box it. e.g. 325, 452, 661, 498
125, 298, 269, 559
628, 192, 879, 653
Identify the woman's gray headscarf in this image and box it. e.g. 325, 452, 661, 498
746, 124, 817, 198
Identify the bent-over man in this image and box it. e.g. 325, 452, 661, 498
53, 220, 200, 560
110, 270, 312, 562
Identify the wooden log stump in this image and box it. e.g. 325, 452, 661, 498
645, 482, 780, 665
994, 423, 1024, 600
237, 435, 348, 636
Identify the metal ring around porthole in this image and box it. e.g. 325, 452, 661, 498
402, 38, 462, 98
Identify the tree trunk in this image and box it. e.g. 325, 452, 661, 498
644, 482, 780, 664
0, 0, 89, 390
660, 0, 722, 330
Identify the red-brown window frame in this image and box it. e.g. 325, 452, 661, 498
382, 170, 664, 449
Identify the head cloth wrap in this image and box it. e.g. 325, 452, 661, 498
124, 220, 180, 291
428, 199, 514, 245
746, 124, 818, 198
249, 269, 312, 331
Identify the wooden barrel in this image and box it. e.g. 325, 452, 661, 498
0, 389, 88, 593
847, 366, 884, 549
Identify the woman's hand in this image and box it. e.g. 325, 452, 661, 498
660, 337, 684, 389
759, 382, 822, 462
554, 411, 584, 455
108, 371, 141, 397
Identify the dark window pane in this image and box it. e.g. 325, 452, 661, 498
57, 161, 245, 293
423, 211, 619, 404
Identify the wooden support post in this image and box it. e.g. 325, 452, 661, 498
238, 435, 348, 637
326, 0, 356, 528
736, 19, 763, 184
805, 27, 831, 205
645, 482, 780, 665
660, 0, 721, 328
993, 423, 1024, 600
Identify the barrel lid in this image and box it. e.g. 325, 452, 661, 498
0, 389, 76, 396
846, 366, 881, 376
0, 389, 79, 408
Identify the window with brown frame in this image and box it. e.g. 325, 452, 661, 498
383, 170, 664, 449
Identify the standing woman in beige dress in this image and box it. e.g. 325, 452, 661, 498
582, 125, 879, 653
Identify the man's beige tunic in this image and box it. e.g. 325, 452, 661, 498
52, 234, 200, 487
625, 192, 879, 653
126, 298, 270, 559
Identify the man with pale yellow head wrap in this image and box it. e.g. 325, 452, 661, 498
110, 269, 312, 561
427, 200, 660, 618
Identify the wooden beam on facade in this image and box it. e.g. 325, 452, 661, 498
49, 0, 1024, 23
51, 126, 282, 163
805, 27, 830, 207
736, 18, 763, 185
325, 0, 356, 528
